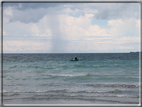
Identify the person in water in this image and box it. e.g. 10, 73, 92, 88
75, 57, 77, 60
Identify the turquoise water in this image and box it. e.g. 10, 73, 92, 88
3, 53, 140, 104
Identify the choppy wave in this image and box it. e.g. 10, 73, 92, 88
3, 87, 138, 95
4, 90, 139, 99
32, 93, 139, 99
47, 73, 91, 77
3, 92, 21, 97
86, 83, 139, 88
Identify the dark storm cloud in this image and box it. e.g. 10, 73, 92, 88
9, 8, 47, 23
3, 3, 64, 23
3, 3, 19, 8
3, 3, 60, 10
69, 3, 140, 19
93, 3, 140, 19
3, 3, 140, 24
73, 3, 140, 19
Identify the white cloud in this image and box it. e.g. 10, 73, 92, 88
87, 25, 109, 37
59, 7, 80, 14
3, 40, 52, 53
107, 19, 140, 37
30, 18, 52, 37
59, 13, 109, 41
117, 36, 140, 43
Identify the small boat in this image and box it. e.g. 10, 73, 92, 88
70, 59, 79, 61
70, 57, 79, 61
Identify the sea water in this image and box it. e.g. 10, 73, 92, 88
3, 53, 140, 104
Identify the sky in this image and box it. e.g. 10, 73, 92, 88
2, 1, 141, 53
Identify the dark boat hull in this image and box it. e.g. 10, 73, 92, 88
70, 59, 79, 61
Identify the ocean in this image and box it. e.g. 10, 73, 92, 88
3, 53, 140, 104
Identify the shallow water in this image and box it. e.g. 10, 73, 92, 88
3, 53, 140, 104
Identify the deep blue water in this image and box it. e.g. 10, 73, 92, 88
3, 53, 140, 104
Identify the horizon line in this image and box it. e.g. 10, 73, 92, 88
2, 52, 140, 54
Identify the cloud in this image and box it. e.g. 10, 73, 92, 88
3, 3, 140, 24
107, 19, 140, 37
3, 2, 140, 53
8, 8, 48, 23
3, 40, 52, 53
3, 3, 68, 23
59, 13, 109, 41
3, 3, 60, 11
93, 3, 140, 19
31, 23, 52, 37
3, 13, 140, 53
3, 30, 8, 36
